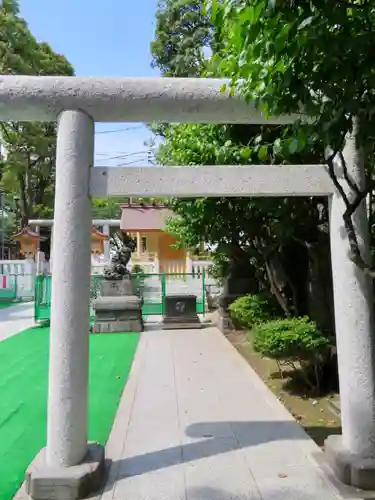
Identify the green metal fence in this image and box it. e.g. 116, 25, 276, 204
132, 272, 206, 316
34, 274, 52, 322
34, 272, 206, 323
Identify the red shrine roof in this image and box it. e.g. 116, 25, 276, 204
13, 226, 41, 240
120, 203, 175, 231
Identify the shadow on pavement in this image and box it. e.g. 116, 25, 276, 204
103, 420, 341, 489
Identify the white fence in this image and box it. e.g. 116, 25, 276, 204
91, 260, 158, 275
0, 259, 36, 300
189, 260, 212, 276
0, 260, 31, 276
1, 258, 213, 276
0, 258, 216, 301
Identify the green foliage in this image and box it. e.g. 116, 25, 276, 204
252, 316, 331, 393
252, 316, 330, 362
151, 0, 334, 326
207, 0, 375, 278
212, 0, 375, 165
151, 0, 212, 77
229, 294, 279, 329
0, 203, 17, 251
206, 252, 230, 285
159, 124, 326, 256
91, 198, 123, 220
158, 124, 252, 165
0, 1, 74, 227
159, 123, 329, 321
210, 1, 375, 280
150, 0, 213, 139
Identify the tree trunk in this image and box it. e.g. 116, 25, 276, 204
264, 256, 293, 317
280, 241, 309, 317
17, 173, 29, 227
305, 236, 334, 334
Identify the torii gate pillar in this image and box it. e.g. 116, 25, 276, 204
325, 129, 375, 489
26, 110, 105, 498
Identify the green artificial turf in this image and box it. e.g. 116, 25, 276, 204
0, 327, 139, 500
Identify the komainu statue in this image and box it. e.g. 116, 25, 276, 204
104, 232, 136, 280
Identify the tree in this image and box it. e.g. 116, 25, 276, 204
150, 0, 213, 137
158, 123, 334, 327
213, 0, 375, 275
151, 0, 335, 333
151, 0, 212, 77
0, 0, 74, 227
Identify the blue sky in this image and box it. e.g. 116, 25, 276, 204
19, 0, 161, 166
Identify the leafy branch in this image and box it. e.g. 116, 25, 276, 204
215, 0, 375, 279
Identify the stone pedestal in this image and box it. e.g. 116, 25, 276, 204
216, 304, 234, 333
25, 443, 104, 500
325, 434, 375, 490
162, 294, 202, 329
92, 278, 143, 333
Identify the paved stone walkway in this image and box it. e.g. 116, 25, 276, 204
97, 327, 352, 500
0, 302, 34, 342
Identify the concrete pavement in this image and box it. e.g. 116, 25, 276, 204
0, 302, 35, 342
97, 327, 352, 500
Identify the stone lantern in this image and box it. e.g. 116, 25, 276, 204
12, 226, 41, 258
91, 226, 108, 256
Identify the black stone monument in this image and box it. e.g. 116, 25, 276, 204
162, 294, 202, 329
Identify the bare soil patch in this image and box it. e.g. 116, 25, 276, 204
225, 328, 341, 447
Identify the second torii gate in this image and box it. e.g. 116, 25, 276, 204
28, 218, 121, 262
0, 76, 373, 496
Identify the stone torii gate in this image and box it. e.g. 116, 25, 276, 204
0, 76, 374, 497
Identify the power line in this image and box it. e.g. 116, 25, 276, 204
95, 126, 145, 135
95, 150, 156, 163
96, 147, 157, 157
95, 152, 130, 156
97, 149, 155, 159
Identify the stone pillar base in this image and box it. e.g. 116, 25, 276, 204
325, 434, 375, 490
92, 295, 144, 333
93, 319, 143, 333
216, 307, 233, 333
162, 315, 202, 329
25, 443, 105, 500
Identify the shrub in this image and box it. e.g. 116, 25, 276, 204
252, 316, 331, 394
132, 264, 144, 274
252, 316, 329, 360
228, 294, 278, 329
